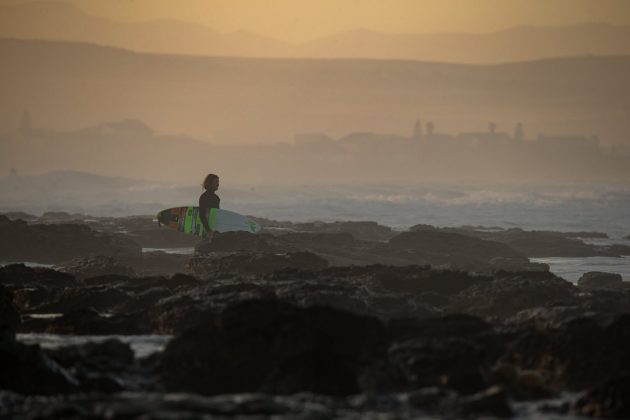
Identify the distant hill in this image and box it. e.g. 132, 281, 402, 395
1, 38, 629, 146
1, 1, 630, 63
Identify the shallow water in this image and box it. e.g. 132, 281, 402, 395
532, 256, 630, 283
142, 247, 195, 255
16, 333, 172, 358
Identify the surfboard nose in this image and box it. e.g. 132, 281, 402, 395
157, 209, 177, 225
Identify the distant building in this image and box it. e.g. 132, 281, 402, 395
535, 134, 599, 150
458, 122, 510, 146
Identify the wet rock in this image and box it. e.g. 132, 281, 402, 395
447, 271, 576, 319
187, 251, 328, 277
578, 271, 627, 291
0, 284, 21, 328
129, 251, 191, 277
55, 255, 136, 281
20, 308, 143, 335
34, 285, 132, 314
160, 299, 387, 396
493, 363, 556, 400
484, 228, 629, 258
292, 220, 395, 241
46, 339, 138, 393
444, 385, 513, 418
388, 336, 492, 395
501, 315, 630, 391
573, 372, 630, 418
0, 264, 77, 288
374, 265, 490, 296
0, 326, 79, 395
195, 232, 289, 254
389, 230, 530, 271
0, 215, 141, 264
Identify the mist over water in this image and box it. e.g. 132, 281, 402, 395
2, 173, 629, 236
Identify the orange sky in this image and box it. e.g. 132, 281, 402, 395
6, 0, 630, 42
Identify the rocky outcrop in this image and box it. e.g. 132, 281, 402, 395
389, 230, 533, 271
187, 251, 328, 277
55, 255, 136, 280
578, 271, 627, 291
0, 215, 141, 264
0, 327, 79, 395
573, 372, 630, 418
410, 225, 630, 258
447, 271, 576, 319
160, 299, 388, 396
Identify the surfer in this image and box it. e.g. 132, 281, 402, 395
199, 173, 220, 238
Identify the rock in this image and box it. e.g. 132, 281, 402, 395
444, 386, 513, 418
33, 285, 132, 314
0, 326, 79, 395
46, 339, 137, 393
374, 265, 490, 296
160, 299, 387, 396
0, 215, 141, 264
187, 251, 328, 278
447, 271, 576, 319
20, 308, 143, 335
55, 255, 136, 280
292, 221, 395, 241
389, 230, 530, 271
578, 271, 626, 291
0, 263, 77, 288
388, 336, 493, 395
573, 372, 630, 418
0, 284, 21, 329
195, 232, 289, 254
485, 228, 627, 258
501, 315, 630, 391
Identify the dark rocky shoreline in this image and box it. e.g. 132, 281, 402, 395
2, 213, 630, 418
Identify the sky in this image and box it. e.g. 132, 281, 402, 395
5, 0, 630, 42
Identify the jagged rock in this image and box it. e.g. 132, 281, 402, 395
443, 385, 513, 418
0, 263, 77, 288
389, 230, 530, 271
501, 315, 630, 391
291, 221, 395, 241
578, 271, 626, 291
195, 232, 290, 254
160, 299, 387, 396
483, 228, 630, 258
55, 255, 136, 280
0, 326, 79, 395
573, 372, 630, 418
19, 308, 143, 335
447, 271, 576, 319
0, 215, 141, 264
33, 285, 132, 314
187, 251, 328, 277
374, 265, 490, 296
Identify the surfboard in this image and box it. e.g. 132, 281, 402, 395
157, 206, 262, 236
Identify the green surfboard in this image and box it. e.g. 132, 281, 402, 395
157, 206, 262, 236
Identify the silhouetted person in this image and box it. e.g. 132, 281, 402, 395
199, 173, 220, 238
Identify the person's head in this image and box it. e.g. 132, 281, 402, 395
202, 174, 220, 191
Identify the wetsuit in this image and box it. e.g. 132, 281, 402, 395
199, 190, 220, 234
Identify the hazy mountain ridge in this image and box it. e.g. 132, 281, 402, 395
1, 1, 630, 63
1, 38, 629, 146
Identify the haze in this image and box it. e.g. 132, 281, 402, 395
0, 0, 629, 190
6, 0, 630, 43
